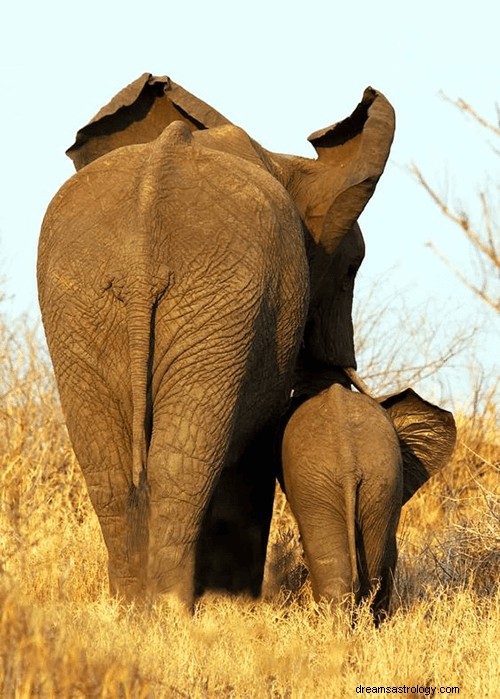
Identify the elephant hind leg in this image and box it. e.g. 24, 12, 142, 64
144, 386, 252, 608
59, 381, 147, 601
357, 489, 400, 621
371, 536, 398, 625
297, 513, 359, 606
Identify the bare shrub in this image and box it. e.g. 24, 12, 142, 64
0, 315, 102, 600
412, 94, 500, 314
353, 272, 479, 396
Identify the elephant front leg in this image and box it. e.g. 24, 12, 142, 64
194, 427, 277, 598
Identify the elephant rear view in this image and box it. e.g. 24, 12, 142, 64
282, 384, 403, 617
281, 384, 456, 620
39, 74, 398, 605
38, 120, 309, 605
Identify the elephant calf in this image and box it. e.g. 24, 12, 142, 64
281, 384, 456, 620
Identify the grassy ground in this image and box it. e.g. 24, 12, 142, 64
0, 322, 498, 697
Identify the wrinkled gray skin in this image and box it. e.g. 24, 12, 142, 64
281, 385, 456, 621
38, 74, 394, 605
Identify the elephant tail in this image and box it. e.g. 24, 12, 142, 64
126, 275, 169, 490
126, 294, 153, 491
124, 191, 172, 491
344, 477, 360, 600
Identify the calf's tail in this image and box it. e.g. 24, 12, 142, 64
344, 477, 360, 601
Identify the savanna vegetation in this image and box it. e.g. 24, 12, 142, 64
0, 296, 498, 698
1, 97, 498, 698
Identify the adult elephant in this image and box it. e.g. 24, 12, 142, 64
281, 384, 456, 622
38, 74, 394, 605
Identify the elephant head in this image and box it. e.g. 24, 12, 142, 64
380, 388, 457, 504
65, 74, 395, 396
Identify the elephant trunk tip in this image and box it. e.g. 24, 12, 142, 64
343, 367, 375, 399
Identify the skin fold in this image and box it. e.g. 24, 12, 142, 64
281, 384, 457, 621
38, 75, 395, 605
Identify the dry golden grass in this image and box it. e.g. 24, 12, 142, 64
1, 318, 498, 697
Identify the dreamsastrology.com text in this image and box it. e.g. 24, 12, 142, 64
355, 686, 460, 695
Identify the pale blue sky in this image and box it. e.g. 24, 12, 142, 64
1, 0, 498, 405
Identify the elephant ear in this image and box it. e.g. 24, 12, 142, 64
66, 73, 232, 170
298, 87, 395, 253
380, 388, 457, 505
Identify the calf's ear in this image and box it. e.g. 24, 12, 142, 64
380, 388, 457, 505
